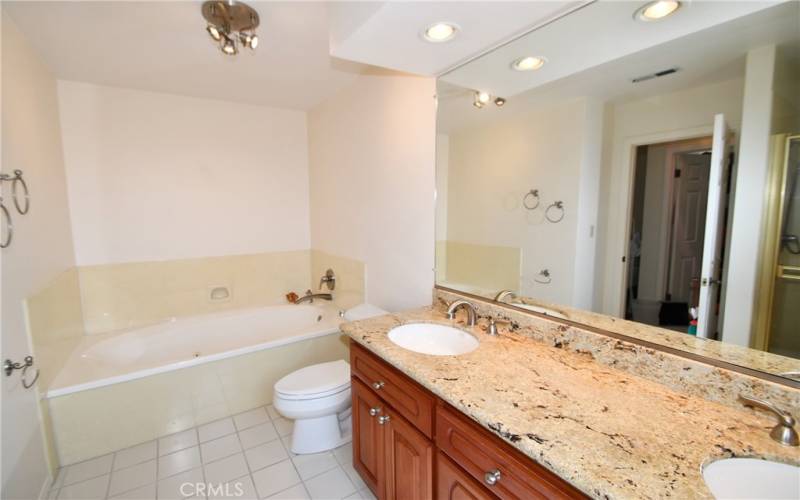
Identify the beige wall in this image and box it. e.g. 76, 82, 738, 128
1, 11, 79, 498
308, 74, 436, 312
598, 77, 745, 316
445, 98, 593, 306
77, 251, 313, 335
57, 81, 312, 266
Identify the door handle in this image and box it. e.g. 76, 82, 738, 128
778, 265, 800, 281
369, 407, 382, 417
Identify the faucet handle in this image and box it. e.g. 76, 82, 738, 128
487, 317, 511, 336
740, 395, 799, 446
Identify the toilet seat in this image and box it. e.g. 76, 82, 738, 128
274, 360, 350, 401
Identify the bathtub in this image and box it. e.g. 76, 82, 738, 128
47, 303, 344, 398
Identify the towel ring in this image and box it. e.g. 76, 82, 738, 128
534, 269, 552, 284
0, 198, 12, 249
12, 170, 29, 215
21, 363, 39, 389
523, 189, 540, 210
545, 201, 565, 223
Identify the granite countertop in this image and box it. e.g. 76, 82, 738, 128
341, 307, 800, 500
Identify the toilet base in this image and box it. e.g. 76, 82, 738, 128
290, 412, 352, 454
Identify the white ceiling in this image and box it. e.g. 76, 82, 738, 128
440, 0, 788, 99
437, 1, 800, 133
2, 1, 368, 110
328, 1, 588, 76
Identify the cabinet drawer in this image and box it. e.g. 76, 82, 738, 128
350, 341, 435, 438
436, 404, 586, 500
437, 451, 496, 500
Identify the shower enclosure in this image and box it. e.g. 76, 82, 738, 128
761, 134, 800, 359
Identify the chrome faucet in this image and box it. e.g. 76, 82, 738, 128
494, 290, 518, 303
739, 395, 799, 446
294, 289, 333, 305
446, 300, 477, 327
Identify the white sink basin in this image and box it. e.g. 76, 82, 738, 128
513, 303, 567, 319
703, 458, 800, 499
388, 324, 479, 356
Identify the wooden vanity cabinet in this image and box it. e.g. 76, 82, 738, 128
350, 341, 586, 500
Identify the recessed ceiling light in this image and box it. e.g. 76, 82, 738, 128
511, 56, 547, 71
423, 22, 459, 43
634, 0, 681, 21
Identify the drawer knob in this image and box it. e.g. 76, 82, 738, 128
371, 381, 385, 390
484, 469, 502, 486
369, 407, 382, 417
377, 415, 391, 425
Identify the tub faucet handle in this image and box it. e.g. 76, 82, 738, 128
319, 269, 336, 291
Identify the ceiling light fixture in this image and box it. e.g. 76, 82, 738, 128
423, 22, 459, 43
511, 56, 547, 71
202, 0, 260, 56
473, 91, 491, 108
494, 97, 506, 107
634, 0, 681, 21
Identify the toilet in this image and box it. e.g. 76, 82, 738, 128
273, 359, 352, 454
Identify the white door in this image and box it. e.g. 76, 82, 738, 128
697, 114, 730, 338
668, 153, 711, 303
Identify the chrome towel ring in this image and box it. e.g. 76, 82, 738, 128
535, 269, 552, 284
11, 170, 29, 215
3, 356, 39, 389
0, 169, 32, 249
523, 189, 540, 210
545, 201, 565, 223
0, 198, 12, 249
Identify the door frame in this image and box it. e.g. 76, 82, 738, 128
602, 125, 714, 318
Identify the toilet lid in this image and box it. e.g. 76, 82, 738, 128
275, 360, 350, 399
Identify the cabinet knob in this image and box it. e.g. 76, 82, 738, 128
484, 469, 501, 486
377, 415, 391, 425
369, 407, 382, 417
371, 381, 385, 390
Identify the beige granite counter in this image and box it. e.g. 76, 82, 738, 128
342, 307, 800, 500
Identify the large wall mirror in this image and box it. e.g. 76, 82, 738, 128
435, 1, 800, 380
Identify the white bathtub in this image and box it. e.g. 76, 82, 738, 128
47, 303, 343, 398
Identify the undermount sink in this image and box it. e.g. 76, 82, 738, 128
512, 303, 568, 319
703, 458, 800, 499
388, 324, 479, 356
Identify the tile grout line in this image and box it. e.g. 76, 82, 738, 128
104, 450, 117, 499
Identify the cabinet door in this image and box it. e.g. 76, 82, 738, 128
383, 408, 434, 500
437, 451, 496, 500
352, 377, 384, 497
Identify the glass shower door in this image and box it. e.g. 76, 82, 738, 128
768, 135, 800, 358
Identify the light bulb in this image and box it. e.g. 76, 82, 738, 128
477, 92, 490, 104
511, 56, 546, 71
423, 22, 458, 43
494, 97, 506, 107
249, 34, 258, 49
635, 1, 681, 21
221, 35, 237, 55
207, 24, 221, 41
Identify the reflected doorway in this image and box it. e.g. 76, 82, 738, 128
625, 136, 723, 333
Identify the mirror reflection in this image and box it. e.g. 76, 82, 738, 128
435, 1, 800, 375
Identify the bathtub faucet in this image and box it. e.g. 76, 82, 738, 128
295, 289, 333, 304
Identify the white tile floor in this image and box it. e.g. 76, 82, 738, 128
48, 405, 375, 500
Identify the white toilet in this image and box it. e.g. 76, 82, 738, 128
273, 359, 352, 454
